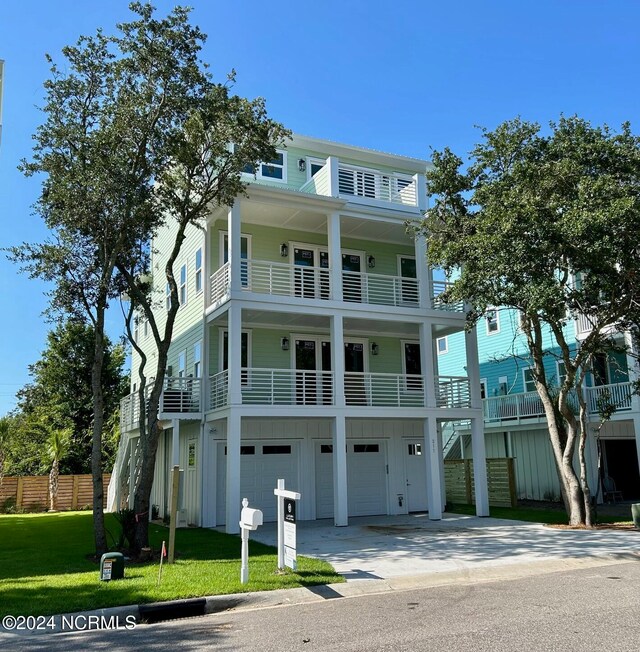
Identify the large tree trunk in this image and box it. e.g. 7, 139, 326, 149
49, 459, 59, 511
91, 306, 107, 556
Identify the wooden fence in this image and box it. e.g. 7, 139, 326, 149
444, 458, 517, 507
0, 474, 111, 511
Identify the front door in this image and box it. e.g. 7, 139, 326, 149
342, 253, 362, 302
344, 342, 367, 405
399, 256, 418, 305
294, 247, 317, 298
295, 338, 332, 405
405, 440, 428, 512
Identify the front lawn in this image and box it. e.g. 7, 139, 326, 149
0, 511, 343, 617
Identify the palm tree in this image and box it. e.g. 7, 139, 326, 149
47, 427, 71, 511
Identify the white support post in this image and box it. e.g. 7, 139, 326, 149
415, 234, 431, 310
326, 156, 340, 197
331, 315, 345, 407
171, 418, 180, 466
203, 220, 211, 310
227, 303, 242, 406
327, 211, 342, 302
228, 201, 242, 294
424, 417, 442, 520
413, 172, 427, 212
470, 417, 489, 516
332, 416, 348, 526
225, 411, 241, 534
465, 326, 482, 410
419, 322, 436, 409
623, 331, 640, 476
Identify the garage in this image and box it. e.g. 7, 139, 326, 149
315, 440, 388, 519
216, 441, 299, 524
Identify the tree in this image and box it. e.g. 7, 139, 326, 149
46, 425, 71, 511
16, 320, 127, 474
9, 2, 287, 555
0, 417, 9, 489
416, 116, 640, 526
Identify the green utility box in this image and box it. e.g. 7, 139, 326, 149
100, 552, 125, 581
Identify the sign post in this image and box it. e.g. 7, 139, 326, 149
274, 479, 301, 570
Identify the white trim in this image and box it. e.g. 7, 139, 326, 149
522, 368, 535, 393
193, 340, 202, 379
179, 263, 188, 307
397, 254, 416, 279
178, 350, 187, 378
556, 360, 567, 386
290, 334, 370, 373
219, 231, 252, 288
436, 336, 448, 355
485, 308, 500, 335
220, 329, 252, 387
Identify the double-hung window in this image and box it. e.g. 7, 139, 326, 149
243, 150, 287, 183
179, 264, 187, 306
195, 248, 203, 294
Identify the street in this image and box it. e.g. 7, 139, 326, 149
5, 559, 639, 651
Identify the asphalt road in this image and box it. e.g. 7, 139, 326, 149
5, 560, 640, 651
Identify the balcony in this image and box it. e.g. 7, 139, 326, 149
207, 369, 471, 410
120, 377, 202, 433
483, 381, 635, 426
209, 259, 463, 312
300, 158, 419, 209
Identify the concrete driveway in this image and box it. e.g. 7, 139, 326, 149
251, 512, 640, 581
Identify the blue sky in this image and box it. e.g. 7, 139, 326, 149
1, 0, 639, 415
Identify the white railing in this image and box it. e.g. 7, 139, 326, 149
244, 369, 334, 406
431, 280, 464, 312
338, 165, 417, 206
160, 377, 202, 413
483, 391, 544, 422
344, 372, 426, 407
575, 313, 595, 336
210, 370, 229, 410
586, 382, 633, 414
210, 261, 230, 305
342, 271, 419, 306
436, 376, 471, 408
120, 392, 141, 433
300, 164, 331, 196
247, 260, 331, 300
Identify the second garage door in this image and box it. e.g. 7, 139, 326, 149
315, 441, 387, 518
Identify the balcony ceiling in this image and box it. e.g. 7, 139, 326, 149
222, 199, 412, 246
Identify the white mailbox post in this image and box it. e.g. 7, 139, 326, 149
274, 479, 301, 570
239, 498, 263, 584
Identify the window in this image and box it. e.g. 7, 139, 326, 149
165, 283, 171, 311
133, 318, 139, 342
263, 445, 291, 455
143, 318, 148, 338
556, 361, 567, 386
523, 369, 536, 393
437, 337, 448, 355
178, 351, 187, 378
486, 308, 500, 335
243, 150, 288, 183
188, 443, 196, 467
222, 330, 250, 386
354, 444, 379, 453
408, 443, 422, 456
179, 264, 187, 305
221, 233, 250, 287
306, 157, 326, 181
195, 248, 203, 294
193, 341, 202, 378
480, 379, 487, 400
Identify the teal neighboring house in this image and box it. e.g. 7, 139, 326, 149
108, 134, 490, 531
438, 308, 640, 502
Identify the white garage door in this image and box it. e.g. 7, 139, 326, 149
216, 442, 299, 524
315, 441, 387, 518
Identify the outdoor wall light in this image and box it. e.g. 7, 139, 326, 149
298, 158, 306, 172
367, 255, 376, 269
371, 342, 379, 356
280, 242, 289, 257
281, 337, 290, 351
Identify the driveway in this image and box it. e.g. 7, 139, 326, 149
251, 512, 640, 581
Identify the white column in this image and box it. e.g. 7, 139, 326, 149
333, 416, 348, 526
419, 322, 436, 408
326, 156, 340, 197
413, 172, 427, 212
415, 235, 431, 309
424, 416, 442, 520
470, 417, 489, 516
465, 326, 482, 410
171, 418, 180, 466
327, 211, 342, 302
225, 411, 241, 534
227, 304, 242, 406
228, 201, 242, 294
203, 220, 211, 310
331, 315, 345, 407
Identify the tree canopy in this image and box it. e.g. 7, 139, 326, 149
417, 116, 640, 525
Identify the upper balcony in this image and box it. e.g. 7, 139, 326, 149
482, 381, 636, 427
299, 157, 422, 212
120, 377, 202, 433
209, 260, 462, 313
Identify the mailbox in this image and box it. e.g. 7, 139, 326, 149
240, 506, 263, 531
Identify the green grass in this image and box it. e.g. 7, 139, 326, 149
448, 503, 631, 525
0, 511, 343, 618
